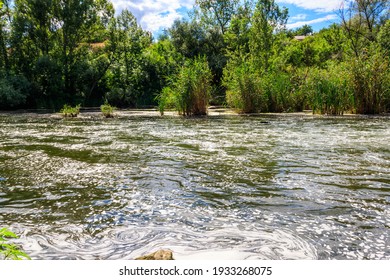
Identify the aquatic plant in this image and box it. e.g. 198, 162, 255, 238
306, 63, 352, 115
0, 228, 30, 260
60, 104, 81, 117
158, 56, 212, 116
100, 101, 116, 118
224, 58, 265, 113
349, 48, 390, 114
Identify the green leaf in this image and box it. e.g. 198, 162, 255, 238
0, 228, 18, 239
0, 228, 30, 260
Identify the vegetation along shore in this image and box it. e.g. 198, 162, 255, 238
0, 0, 389, 116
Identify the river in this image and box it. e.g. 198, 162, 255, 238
0, 113, 389, 259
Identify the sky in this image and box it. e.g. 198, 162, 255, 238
110, 0, 347, 36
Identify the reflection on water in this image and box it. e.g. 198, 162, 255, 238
0, 114, 389, 260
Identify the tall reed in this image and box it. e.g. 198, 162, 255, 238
307, 64, 352, 115
224, 60, 265, 113
349, 49, 389, 114
158, 56, 212, 116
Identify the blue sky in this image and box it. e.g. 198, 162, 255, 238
110, 0, 346, 36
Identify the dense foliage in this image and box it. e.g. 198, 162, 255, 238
0, 0, 389, 114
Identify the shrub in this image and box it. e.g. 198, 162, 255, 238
0, 74, 30, 109
60, 104, 81, 117
158, 56, 212, 116
0, 228, 30, 260
100, 101, 116, 118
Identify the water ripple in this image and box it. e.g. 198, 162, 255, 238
0, 115, 389, 259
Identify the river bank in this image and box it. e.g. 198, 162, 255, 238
1, 107, 389, 120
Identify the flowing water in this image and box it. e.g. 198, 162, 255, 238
0, 113, 389, 260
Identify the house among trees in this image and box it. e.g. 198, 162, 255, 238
294, 36, 307, 41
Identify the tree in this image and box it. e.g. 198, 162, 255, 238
0, 0, 12, 73
169, 17, 226, 103
293, 24, 313, 36
340, 0, 390, 114
224, 0, 253, 55
105, 9, 152, 107
52, 0, 98, 103
340, 0, 389, 57
378, 19, 390, 55
195, 0, 239, 35
169, 19, 206, 59
319, 24, 347, 61
250, 0, 288, 72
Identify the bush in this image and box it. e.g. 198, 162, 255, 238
60, 104, 81, 117
0, 74, 30, 109
32, 55, 63, 109
158, 56, 212, 116
100, 101, 116, 118
0, 228, 30, 260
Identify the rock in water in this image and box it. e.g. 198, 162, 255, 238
135, 250, 174, 260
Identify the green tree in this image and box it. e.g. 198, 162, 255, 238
53, 0, 101, 103
169, 19, 206, 59
224, 1, 253, 56
9, 0, 114, 108
250, 0, 288, 72
340, 0, 390, 114
378, 19, 390, 55
0, 0, 12, 73
195, 0, 239, 35
318, 24, 347, 61
340, 0, 389, 57
105, 9, 152, 107
293, 24, 313, 36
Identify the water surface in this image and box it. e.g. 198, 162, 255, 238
0, 114, 389, 259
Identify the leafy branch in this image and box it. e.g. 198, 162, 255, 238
0, 228, 31, 260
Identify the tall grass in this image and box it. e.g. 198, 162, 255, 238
158, 57, 212, 116
223, 47, 389, 115
224, 60, 308, 113
261, 72, 296, 113
349, 49, 390, 114
307, 65, 352, 115
224, 61, 265, 113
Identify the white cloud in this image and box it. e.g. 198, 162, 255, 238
277, 0, 346, 13
111, 0, 195, 33
287, 14, 338, 29
290, 14, 308, 22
